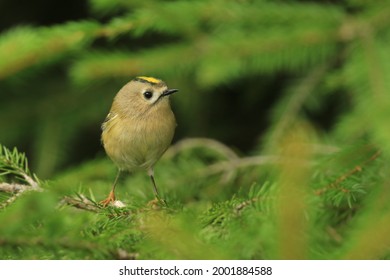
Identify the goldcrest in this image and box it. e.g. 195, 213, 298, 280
100, 76, 178, 206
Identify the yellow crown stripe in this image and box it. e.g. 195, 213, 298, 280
136, 76, 162, 84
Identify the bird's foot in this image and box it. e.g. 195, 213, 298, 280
99, 190, 116, 207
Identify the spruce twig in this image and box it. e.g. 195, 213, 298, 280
60, 195, 100, 213
0, 144, 42, 209
234, 198, 259, 215
315, 150, 381, 195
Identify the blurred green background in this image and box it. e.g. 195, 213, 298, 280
0, 0, 352, 178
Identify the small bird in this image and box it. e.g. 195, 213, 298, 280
100, 76, 178, 206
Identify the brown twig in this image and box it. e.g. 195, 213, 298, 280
234, 198, 259, 215
0, 182, 42, 209
0, 182, 28, 193
315, 150, 381, 195
60, 195, 100, 212
165, 137, 239, 160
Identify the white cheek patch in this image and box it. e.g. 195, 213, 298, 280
150, 93, 161, 104
142, 89, 160, 104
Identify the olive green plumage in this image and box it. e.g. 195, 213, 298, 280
100, 76, 178, 206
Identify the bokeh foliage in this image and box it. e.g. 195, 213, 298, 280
1, 0, 390, 260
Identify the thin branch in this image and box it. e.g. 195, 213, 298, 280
199, 155, 315, 178
22, 173, 40, 190
234, 198, 260, 215
60, 194, 128, 212
60, 195, 100, 212
0, 145, 42, 208
165, 138, 239, 161
0, 182, 42, 209
201, 155, 282, 177
0, 192, 23, 209
316, 150, 381, 195
0, 182, 29, 193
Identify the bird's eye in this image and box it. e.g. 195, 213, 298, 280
143, 91, 153, 100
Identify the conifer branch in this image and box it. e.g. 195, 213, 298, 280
234, 198, 259, 215
60, 195, 100, 213
165, 138, 239, 161
201, 155, 283, 177
0, 22, 100, 79
315, 150, 381, 196
0, 144, 42, 208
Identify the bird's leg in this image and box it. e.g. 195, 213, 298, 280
148, 168, 160, 198
100, 170, 121, 207
148, 168, 167, 207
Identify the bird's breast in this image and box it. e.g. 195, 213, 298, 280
102, 108, 176, 171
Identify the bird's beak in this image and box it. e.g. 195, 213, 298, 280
162, 88, 178, 97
